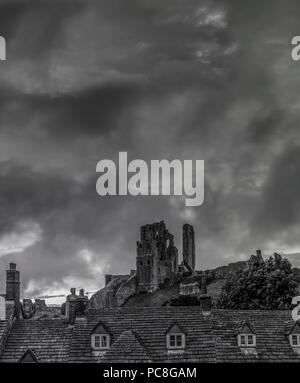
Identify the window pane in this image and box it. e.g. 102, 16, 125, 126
292, 335, 299, 346
101, 336, 107, 348
176, 335, 182, 347
170, 335, 176, 347
247, 335, 254, 345
94, 336, 100, 348
240, 335, 246, 345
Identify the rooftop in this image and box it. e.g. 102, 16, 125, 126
1, 306, 300, 363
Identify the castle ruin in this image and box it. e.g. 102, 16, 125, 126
182, 223, 195, 271
90, 220, 196, 308
136, 221, 179, 293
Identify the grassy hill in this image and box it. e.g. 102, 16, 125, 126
123, 284, 180, 307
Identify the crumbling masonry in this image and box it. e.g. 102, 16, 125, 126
136, 221, 179, 293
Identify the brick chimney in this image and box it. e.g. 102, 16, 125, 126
77, 289, 88, 317
66, 288, 77, 325
200, 294, 212, 316
6, 263, 20, 318
66, 288, 88, 324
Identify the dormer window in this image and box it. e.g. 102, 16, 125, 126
93, 334, 110, 349
288, 322, 300, 350
168, 333, 184, 348
236, 321, 256, 347
166, 323, 185, 350
91, 323, 111, 353
238, 334, 256, 347
290, 334, 300, 347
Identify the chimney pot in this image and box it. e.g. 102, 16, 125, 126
256, 249, 261, 257
70, 288, 76, 295
79, 289, 84, 296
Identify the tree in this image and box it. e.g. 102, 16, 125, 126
216, 254, 298, 309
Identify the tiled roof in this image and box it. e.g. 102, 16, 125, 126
69, 307, 216, 363
100, 330, 152, 363
1, 308, 300, 363
0, 321, 7, 342
0, 319, 73, 363
213, 310, 300, 362
0, 319, 11, 357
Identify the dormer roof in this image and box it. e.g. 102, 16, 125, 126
91, 322, 110, 335
165, 322, 186, 335
289, 321, 300, 335
235, 320, 256, 335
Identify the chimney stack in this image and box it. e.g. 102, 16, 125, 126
77, 288, 88, 317
66, 288, 77, 324
200, 294, 212, 316
66, 287, 88, 324
6, 263, 20, 318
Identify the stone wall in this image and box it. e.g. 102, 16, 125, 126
136, 221, 178, 293
179, 282, 201, 296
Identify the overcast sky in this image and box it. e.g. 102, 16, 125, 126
0, 0, 300, 303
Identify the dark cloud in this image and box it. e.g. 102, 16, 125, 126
254, 145, 300, 232
0, 82, 144, 139
0, 0, 84, 57
0, 0, 300, 299
0, 160, 80, 234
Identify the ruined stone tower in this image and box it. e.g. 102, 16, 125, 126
182, 224, 195, 271
136, 221, 178, 293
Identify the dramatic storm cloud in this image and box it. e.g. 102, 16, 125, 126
0, 0, 299, 302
